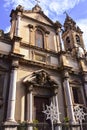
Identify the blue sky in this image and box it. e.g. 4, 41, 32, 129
0, 0, 87, 48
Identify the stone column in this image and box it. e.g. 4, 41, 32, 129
54, 88, 61, 130
3, 60, 18, 130
45, 31, 50, 50
53, 88, 61, 124
58, 29, 65, 51
15, 14, 21, 37
26, 85, 33, 130
63, 71, 76, 124
82, 73, 87, 102
55, 94, 61, 124
28, 24, 34, 45
6, 61, 18, 123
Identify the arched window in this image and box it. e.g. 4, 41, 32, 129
36, 30, 44, 48
66, 36, 71, 50
76, 35, 80, 44
66, 37, 70, 44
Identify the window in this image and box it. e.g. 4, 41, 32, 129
72, 87, 83, 104
76, 35, 80, 44
66, 37, 70, 44
36, 30, 44, 48
66, 37, 71, 51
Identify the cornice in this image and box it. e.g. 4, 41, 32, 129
20, 42, 58, 56
19, 58, 59, 71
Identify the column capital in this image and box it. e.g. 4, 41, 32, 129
11, 60, 19, 68
13, 35, 22, 42
28, 24, 33, 29
63, 70, 69, 79
26, 84, 33, 93
54, 88, 58, 95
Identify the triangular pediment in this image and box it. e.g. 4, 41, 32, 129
23, 69, 58, 88
23, 11, 54, 26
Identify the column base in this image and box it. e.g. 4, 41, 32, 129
2, 120, 19, 130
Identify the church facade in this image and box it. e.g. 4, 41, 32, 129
0, 4, 87, 130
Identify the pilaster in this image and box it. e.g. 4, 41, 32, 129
26, 85, 33, 130
26, 85, 33, 122
7, 60, 19, 123
63, 70, 76, 124
81, 72, 87, 103
2, 60, 19, 130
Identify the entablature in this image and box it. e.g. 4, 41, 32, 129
19, 42, 59, 68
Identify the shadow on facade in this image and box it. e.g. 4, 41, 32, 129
0, 123, 87, 130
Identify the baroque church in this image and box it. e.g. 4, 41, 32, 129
0, 3, 87, 130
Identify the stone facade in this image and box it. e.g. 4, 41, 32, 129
0, 4, 87, 130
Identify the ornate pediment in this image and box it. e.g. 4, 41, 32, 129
23, 69, 58, 88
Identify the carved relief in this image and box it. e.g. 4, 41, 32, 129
23, 69, 58, 88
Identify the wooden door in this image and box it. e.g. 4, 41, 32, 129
34, 97, 49, 122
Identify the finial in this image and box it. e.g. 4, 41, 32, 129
35, 0, 40, 5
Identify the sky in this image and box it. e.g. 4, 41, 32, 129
0, 0, 87, 48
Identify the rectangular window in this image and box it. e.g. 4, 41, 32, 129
36, 30, 44, 48
72, 87, 83, 104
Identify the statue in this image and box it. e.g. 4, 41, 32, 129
77, 45, 84, 58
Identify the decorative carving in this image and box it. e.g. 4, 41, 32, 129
63, 70, 69, 79
23, 69, 58, 88
16, 5, 24, 12
32, 4, 42, 13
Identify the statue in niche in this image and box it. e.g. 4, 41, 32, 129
77, 45, 84, 58
74, 43, 84, 58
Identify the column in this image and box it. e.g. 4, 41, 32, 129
83, 73, 87, 101
26, 85, 33, 122
6, 66, 18, 122
58, 29, 65, 51
28, 24, 33, 45
26, 85, 33, 130
63, 71, 76, 124
15, 14, 21, 37
55, 94, 61, 123
54, 89, 61, 130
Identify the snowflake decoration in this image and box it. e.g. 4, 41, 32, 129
74, 105, 87, 123
42, 102, 60, 123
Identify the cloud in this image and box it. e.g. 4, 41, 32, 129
4, 25, 10, 33
3, 0, 87, 49
3, 0, 84, 16
77, 19, 87, 49
4, 0, 34, 9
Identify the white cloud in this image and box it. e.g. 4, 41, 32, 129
77, 19, 87, 49
3, 0, 87, 49
3, 0, 84, 15
4, 26, 10, 33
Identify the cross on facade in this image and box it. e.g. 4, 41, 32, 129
35, 0, 40, 5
